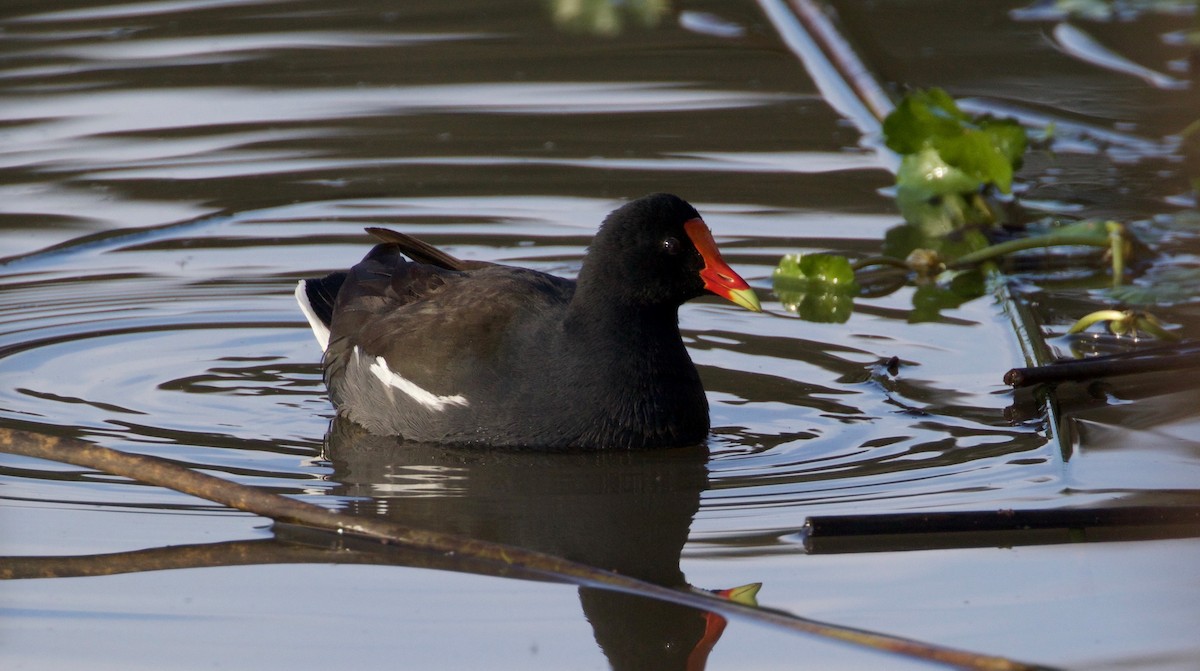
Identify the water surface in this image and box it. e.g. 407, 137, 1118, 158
2, 1, 1198, 669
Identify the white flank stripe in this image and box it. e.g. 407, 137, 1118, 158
363, 348, 469, 411
295, 280, 331, 352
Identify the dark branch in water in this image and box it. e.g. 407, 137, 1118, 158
1004, 342, 1200, 387
803, 507, 1200, 554
0, 534, 556, 583
0, 426, 1055, 671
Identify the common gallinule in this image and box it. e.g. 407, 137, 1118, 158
297, 193, 761, 450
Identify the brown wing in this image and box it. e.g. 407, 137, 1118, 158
365, 227, 492, 271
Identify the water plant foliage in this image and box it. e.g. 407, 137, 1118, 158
773, 84, 1189, 337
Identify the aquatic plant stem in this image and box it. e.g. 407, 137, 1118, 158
1107, 221, 1125, 287
948, 234, 1111, 269
0, 427, 1053, 671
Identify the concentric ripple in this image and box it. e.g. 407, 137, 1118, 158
1, 197, 1056, 535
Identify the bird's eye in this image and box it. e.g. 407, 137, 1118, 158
661, 237, 679, 255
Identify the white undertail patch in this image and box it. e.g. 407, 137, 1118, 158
295, 280, 331, 352
359, 346, 469, 411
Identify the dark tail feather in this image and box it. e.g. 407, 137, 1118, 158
304, 272, 346, 326
365, 227, 488, 271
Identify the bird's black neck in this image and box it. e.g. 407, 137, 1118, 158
558, 291, 706, 449
564, 291, 684, 356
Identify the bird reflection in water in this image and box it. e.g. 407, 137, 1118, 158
323, 417, 746, 670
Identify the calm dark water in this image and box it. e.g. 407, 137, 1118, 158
2, 1, 1198, 669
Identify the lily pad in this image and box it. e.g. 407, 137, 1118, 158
772, 253, 860, 323
884, 88, 1027, 194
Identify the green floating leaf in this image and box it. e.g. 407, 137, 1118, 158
884, 87, 1028, 199
896, 148, 983, 198
883, 88, 968, 156
881, 222, 991, 264
981, 118, 1028, 171
937, 123, 1023, 193
775, 289, 856, 324
773, 253, 859, 288
773, 253, 859, 323
908, 269, 986, 323
895, 149, 986, 235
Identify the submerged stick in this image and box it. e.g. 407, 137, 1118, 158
1004, 342, 1200, 387
803, 507, 1200, 555
0, 427, 1053, 671
805, 507, 1200, 538
786, 0, 895, 123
